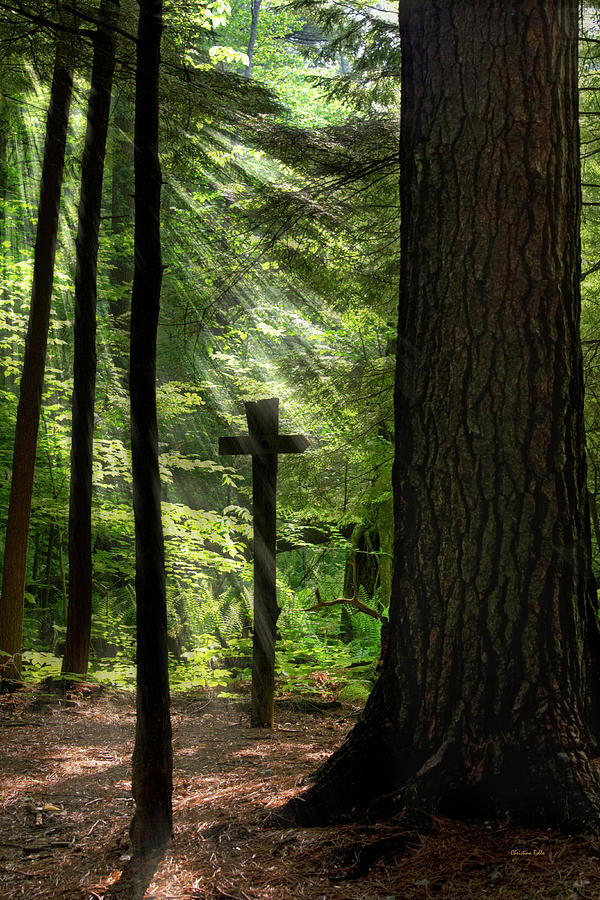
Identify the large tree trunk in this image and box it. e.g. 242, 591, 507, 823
0, 46, 73, 682
129, 0, 173, 856
62, 0, 118, 679
281, 1, 600, 831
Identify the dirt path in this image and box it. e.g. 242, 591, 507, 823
1, 684, 600, 899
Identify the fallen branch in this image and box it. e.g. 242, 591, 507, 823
0, 720, 43, 727
306, 588, 387, 622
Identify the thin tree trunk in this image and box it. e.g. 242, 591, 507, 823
110, 97, 134, 317
62, 0, 118, 679
280, 0, 600, 831
244, 0, 262, 79
56, 527, 67, 622
39, 524, 56, 647
0, 97, 10, 242
589, 491, 600, 556
129, 0, 173, 855
0, 46, 73, 682
30, 529, 41, 588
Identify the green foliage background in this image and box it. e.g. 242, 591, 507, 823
2, 1, 600, 698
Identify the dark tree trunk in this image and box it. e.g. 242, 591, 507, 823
62, 0, 118, 679
281, 1, 600, 831
340, 526, 380, 643
0, 46, 73, 681
129, 0, 173, 855
353, 528, 380, 603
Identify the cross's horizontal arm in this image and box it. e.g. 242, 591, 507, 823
219, 434, 309, 457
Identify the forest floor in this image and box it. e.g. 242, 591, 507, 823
1, 683, 600, 900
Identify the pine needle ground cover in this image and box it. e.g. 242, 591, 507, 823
1, 684, 599, 899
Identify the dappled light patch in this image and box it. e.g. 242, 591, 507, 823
2, 685, 600, 898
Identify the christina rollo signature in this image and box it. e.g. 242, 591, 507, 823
510, 849, 546, 856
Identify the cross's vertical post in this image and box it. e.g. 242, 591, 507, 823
246, 398, 278, 727
219, 398, 309, 727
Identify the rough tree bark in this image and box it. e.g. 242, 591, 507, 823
0, 45, 73, 681
280, 0, 600, 830
62, 0, 119, 679
128, 0, 173, 855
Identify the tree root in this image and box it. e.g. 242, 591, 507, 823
274, 725, 600, 833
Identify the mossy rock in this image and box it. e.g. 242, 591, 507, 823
339, 681, 372, 703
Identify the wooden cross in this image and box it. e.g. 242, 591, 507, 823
219, 398, 309, 727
